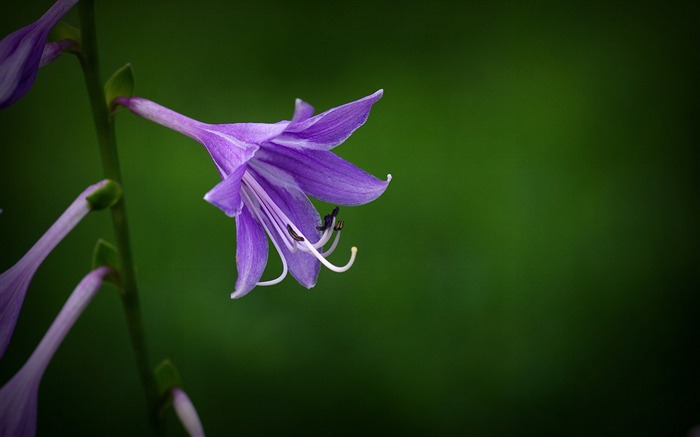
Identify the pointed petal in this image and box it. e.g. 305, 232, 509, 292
232, 205, 268, 299
248, 169, 321, 289
204, 164, 247, 216
274, 90, 383, 150
253, 146, 391, 206
291, 98, 314, 123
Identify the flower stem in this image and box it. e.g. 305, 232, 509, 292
77, 1, 162, 433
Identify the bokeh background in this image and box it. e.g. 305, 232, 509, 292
1, 1, 698, 435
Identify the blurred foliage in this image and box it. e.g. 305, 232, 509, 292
1, 1, 698, 435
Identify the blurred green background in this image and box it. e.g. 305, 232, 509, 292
1, 1, 698, 435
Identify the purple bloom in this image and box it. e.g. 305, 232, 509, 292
171, 387, 205, 437
117, 90, 391, 298
0, 0, 78, 110
0, 180, 118, 358
0, 266, 111, 437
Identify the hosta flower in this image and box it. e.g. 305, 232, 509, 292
0, 266, 111, 437
0, 180, 120, 358
0, 0, 78, 110
171, 387, 205, 437
117, 90, 390, 298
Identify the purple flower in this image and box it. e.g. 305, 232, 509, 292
0, 0, 79, 110
0, 266, 111, 437
171, 387, 205, 437
0, 180, 119, 358
117, 90, 391, 298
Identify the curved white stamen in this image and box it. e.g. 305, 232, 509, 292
241, 171, 357, 274
241, 189, 289, 286
301, 240, 357, 273
321, 230, 342, 257
256, 235, 288, 286
243, 174, 303, 250
311, 217, 336, 250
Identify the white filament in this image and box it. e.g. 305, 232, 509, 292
241, 189, 289, 286
241, 172, 356, 284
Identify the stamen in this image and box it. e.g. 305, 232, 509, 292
316, 214, 333, 231
256, 236, 289, 286
241, 172, 357, 277
322, 230, 342, 257
287, 224, 305, 242
301, 238, 357, 272
241, 189, 289, 287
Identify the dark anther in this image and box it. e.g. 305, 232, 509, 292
331, 206, 340, 217
287, 224, 305, 241
317, 214, 333, 231
333, 220, 344, 231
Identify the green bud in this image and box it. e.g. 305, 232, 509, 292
86, 180, 122, 211
92, 239, 121, 286
92, 239, 120, 270
48, 21, 82, 54
104, 63, 135, 111
155, 359, 183, 397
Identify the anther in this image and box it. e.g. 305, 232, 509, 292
317, 214, 333, 231
331, 206, 340, 218
287, 224, 305, 242
333, 220, 344, 231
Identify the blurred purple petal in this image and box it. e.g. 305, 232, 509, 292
0, 0, 78, 109
0, 180, 110, 358
0, 267, 110, 437
171, 387, 206, 437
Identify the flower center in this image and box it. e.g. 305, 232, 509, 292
240, 172, 357, 286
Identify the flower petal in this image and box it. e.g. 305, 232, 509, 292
214, 120, 289, 144
274, 90, 383, 150
248, 168, 321, 289
171, 388, 205, 437
0, 26, 44, 109
0, 0, 78, 109
253, 146, 391, 206
232, 205, 268, 299
291, 98, 314, 123
204, 164, 247, 216
0, 266, 109, 437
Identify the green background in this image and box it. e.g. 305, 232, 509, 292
1, 1, 698, 435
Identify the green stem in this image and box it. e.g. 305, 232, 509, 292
77, 1, 162, 433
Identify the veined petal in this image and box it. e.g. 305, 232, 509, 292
0, 26, 43, 109
248, 169, 321, 289
214, 120, 289, 144
119, 97, 261, 178
203, 163, 247, 217
274, 90, 383, 150
253, 146, 391, 206
0, 0, 78, 109
118, 97, 208, 141
232, 205, 268, 299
